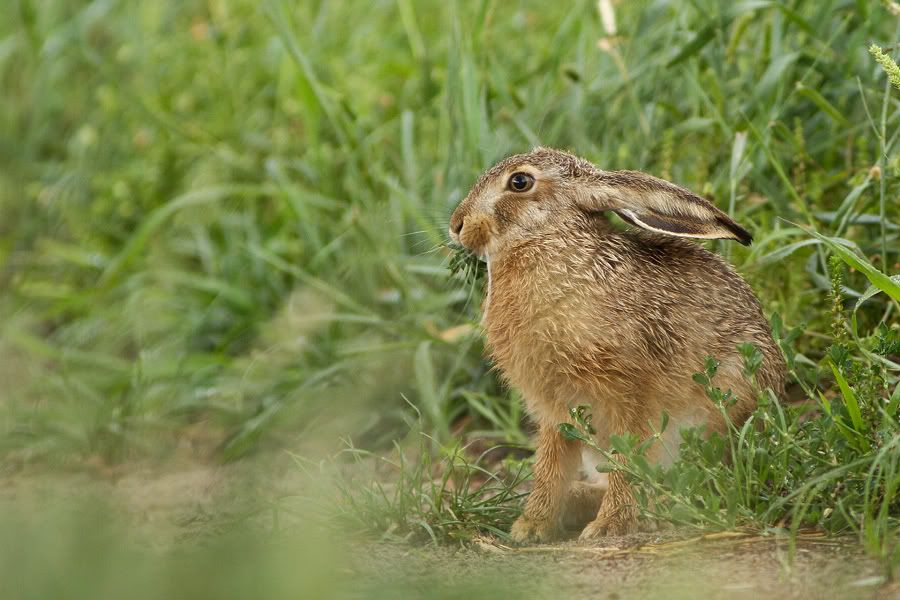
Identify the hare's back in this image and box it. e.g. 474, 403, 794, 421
610, 230, 784, 392
590, 231, 775, 362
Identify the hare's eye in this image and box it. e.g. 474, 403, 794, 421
508, 172, 535, 192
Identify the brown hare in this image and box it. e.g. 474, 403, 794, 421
448, 147, 785, 542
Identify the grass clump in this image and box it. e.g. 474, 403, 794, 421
331, 438, 527, 543
447, 244, 486, 289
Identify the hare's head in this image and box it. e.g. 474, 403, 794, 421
448, 147, 751, 258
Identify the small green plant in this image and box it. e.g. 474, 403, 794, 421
330, 435, 528, 543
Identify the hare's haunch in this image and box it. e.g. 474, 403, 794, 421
449, 147, 785, 542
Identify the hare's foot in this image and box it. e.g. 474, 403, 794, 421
578, 471, 638, 541
509, 515, 560, 544
578, 506, 637, 540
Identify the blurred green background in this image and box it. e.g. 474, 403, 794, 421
1, 0, 895, 462
1, 0, 899, 597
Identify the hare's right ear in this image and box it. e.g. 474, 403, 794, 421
577, 171, 752, 245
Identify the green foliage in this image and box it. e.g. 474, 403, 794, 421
3, 0, 899, 462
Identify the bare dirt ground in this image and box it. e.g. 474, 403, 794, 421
352, 533, 897, 600
2, 457, 897, 600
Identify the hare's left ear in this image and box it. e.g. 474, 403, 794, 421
576, 170, 752, 245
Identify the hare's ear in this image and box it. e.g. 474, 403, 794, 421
577, 170, 752, 245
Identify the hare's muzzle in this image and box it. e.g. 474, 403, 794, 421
448, 213, 464, 240
450, 213, 493, 258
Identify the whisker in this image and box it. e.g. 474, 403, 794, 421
415, 243, 449, 257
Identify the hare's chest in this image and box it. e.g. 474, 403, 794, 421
484, 301, 592, 419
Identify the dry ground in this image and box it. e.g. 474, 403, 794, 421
2, 456, 896, 600
352, 533, 896, 599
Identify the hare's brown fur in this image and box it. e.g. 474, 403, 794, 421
449, 147, 785, 542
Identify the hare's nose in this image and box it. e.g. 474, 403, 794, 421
450, 216, 464, 235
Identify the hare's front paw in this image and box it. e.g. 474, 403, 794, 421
578, 507, 637, 541
509, 516, 559, 544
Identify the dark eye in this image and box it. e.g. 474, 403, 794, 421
508, 172, 535, 192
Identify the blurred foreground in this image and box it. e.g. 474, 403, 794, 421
2, 458, 893, 600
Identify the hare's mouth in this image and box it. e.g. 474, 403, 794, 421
447, 237, 487, 261
452, 213, 495, 260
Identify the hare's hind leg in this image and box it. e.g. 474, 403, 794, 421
510, 423, 581, 543
578, 469, 638, 539
578, 411, 644, 540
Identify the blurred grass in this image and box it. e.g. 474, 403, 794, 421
0, 489, 541, 600
0, 0, 897, 526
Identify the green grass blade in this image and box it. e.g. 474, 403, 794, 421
829, 362, 867, 439
804, 227, 900, 303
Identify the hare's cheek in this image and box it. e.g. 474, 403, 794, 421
495, 196, 547, 231
494, 197, 527, 225
459, 213, 495, 254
